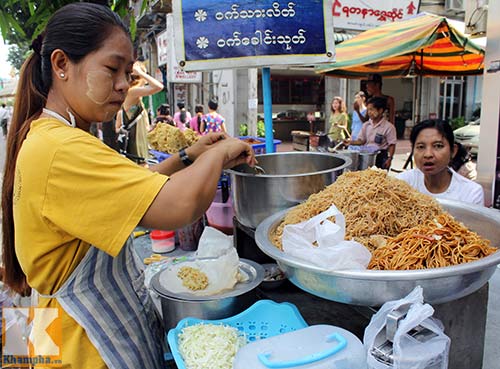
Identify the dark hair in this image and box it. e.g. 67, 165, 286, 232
450, 142, 471, 172
208, 98, 219, 111
355, 91, 366, 100
366, 96, 387, 111
1, 103, 5, 108
158, 103, 170, 116
1, 2, 129, 294
409, 119, 455, 149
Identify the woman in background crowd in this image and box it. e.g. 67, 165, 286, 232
327, 96, 349, 150
351, 91, 367, 140
154, 103, 174, 126
189, 104, 204, 135
116, 61, 163, 161
201, 98, 227, 134
173, 101, 192, 131
397, 119, 483, 205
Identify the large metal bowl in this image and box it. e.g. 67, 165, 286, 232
255, 199, 500, 306
227, 152, 351, 228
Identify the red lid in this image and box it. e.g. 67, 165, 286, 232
150, 230, 175, 240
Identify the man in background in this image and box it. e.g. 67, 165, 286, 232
365, 74, 395, 125
0, 103, 10, 138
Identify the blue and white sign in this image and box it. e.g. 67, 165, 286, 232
173, 0, 335, 71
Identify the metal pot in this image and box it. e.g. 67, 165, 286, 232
227, 152, 351, 228
255, 199, 500, 306
358, 151, 378, 170
150, 259, 264, 329
336, 150, 359, 171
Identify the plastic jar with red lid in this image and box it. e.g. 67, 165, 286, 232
150, 230, 175, 253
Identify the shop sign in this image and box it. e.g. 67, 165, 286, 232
166, 14, 202, 83
173, 0, 335, 71
156, 29, 169, 66
331, 0, 421, 31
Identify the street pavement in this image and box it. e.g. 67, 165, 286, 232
0, 136, 498, 368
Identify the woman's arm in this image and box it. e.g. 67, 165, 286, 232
128, 65, 164, 99
141, 136, 255, 229
115, 110, 123, 133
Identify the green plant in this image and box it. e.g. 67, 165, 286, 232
450, 116, 466, 131
257, 120, 266, 137
239, 121, 270, 137
239, 123, 248, 136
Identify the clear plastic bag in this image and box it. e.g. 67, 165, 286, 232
364, 286, 450, 369
282, 204, 372, 270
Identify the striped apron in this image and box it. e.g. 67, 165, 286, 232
38, 238, 166, 369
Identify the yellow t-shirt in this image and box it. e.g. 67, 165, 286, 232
13, 117, 168, 368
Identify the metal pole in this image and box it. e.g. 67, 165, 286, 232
262, 67, 275, 153
442, 78, 448, 120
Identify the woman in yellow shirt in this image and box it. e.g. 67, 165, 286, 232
1, 3, 255, 369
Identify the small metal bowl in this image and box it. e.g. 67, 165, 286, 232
260, 263, 287, 290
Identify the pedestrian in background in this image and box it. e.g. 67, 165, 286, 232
189, 104, 204, 134
365, 73, 395, 125
327, 96, 349, 151
0, 3, 256, 369
351, 91, 367, 140
0, 103, 9, 138
173, 101, 192, 131
345, 96, 397, 169
201, 98, 227, 134
154, 103, 174, 126
116, 60, 164, 162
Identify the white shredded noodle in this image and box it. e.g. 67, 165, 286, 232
178, 324, 247, 369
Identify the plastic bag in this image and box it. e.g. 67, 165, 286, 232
364, 286, 450, 369
282, 204, 372, 270
158, 227, 239, 296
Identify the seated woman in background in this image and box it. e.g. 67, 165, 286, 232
397, 119, 484, 205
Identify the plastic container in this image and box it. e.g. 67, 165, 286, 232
150, 230, 175, 253
176, 217, 204, 251
234, 325, 367, 369
238, 136, 282, 154
206, 189, 234, 235
167, 300, 308, 369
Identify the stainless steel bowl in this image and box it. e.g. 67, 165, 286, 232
255, 199, 500, 306
227, 152, 351, 228
151, 259, 264, 329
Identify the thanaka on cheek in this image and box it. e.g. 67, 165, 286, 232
86, 71, 113, 105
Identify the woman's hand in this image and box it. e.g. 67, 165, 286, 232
186, 133, 256, 169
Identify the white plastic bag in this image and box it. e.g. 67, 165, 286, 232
282, 204, 372, 270
364, 286, 450, 369
159, 227, 240, 296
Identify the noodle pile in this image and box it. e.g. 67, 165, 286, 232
369, 213, 497, 270
272, 169, 442, 251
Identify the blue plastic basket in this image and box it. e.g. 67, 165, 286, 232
167, 300, 308, 369
239, 136, 282, 154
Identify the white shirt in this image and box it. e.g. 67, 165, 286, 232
396, 168, 484, 205
0, 107, 8, 121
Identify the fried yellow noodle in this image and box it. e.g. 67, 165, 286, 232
271, 169, 443, 251
368, 213, 497, 270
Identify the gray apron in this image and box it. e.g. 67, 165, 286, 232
37, 238, 166, 369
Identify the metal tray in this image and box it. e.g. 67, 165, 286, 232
255, 199, 500, 306
150, 258, 264, 301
